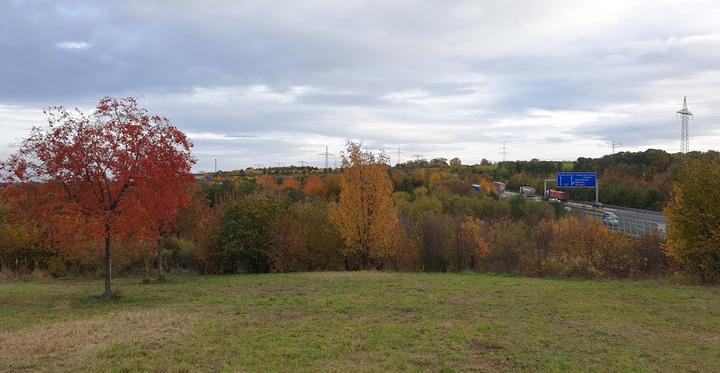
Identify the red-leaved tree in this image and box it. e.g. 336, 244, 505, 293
3, 97, 194, 297
125, 169, 194, 280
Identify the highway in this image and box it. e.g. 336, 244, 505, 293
567, 202, 666, 236
500, 191, 666, 236
567, 202, 666, 229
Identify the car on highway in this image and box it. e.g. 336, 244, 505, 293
602, 211, 619, 227
519, 186, 536, 197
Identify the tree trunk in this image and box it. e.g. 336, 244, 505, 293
156, 237, 164, 281
103, 225, 112, 298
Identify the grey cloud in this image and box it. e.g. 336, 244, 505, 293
1, 0, 719, 168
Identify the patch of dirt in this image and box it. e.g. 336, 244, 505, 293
469, 339, 505, 352
458, 355, 515, 372
457, 339, 515, 372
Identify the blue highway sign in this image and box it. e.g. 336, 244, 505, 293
557, 172, 597, 188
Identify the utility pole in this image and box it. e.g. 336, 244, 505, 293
498, 142, 509, 162
214, 158, 217, 172
318, 146, 333, 169
677, 96, 693, 153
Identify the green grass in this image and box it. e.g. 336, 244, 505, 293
1, 272, 719, 372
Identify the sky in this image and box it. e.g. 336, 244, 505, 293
1, 0, 719, 171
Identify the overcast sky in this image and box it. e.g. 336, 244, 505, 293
1, 0, 719, 171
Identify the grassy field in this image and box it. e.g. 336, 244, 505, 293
1, 272, 719, 372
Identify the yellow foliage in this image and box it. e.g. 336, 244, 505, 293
329, 142, 400, 268
664, 159, 720, 282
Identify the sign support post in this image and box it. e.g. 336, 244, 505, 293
596, 179, 599, 206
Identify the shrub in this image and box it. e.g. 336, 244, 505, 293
539, 217, 667, 279
216, 194, 281, 273
269, 201, 344, 272
480, 219, 535, 274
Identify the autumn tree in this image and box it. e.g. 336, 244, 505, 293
390, 169, 407, 187
4, 97, 194, 297
0, 200, 37, 272
329, 142, 399, 269
457, 216, 491, 270
302, 175, 327, 198
175, 186, 223, 273
282, 176, 301, 190
0, 183, 98, 274
665, 159, 720, 282
256, 175, 280, 192
128, 169, 194, 280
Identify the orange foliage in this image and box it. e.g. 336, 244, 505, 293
257, 175, 279, 191
282, 176, 300, 190
390, 170, 407, 188
303, 175, 327, 197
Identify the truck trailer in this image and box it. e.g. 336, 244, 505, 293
547, 189, 569, 202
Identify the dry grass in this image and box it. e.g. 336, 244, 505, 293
0, 307, 199, 372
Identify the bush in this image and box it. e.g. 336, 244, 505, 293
481, 219, 535, 274
538, 217, 668, 279
215, 194, 281, 273
269, 201, 344, 272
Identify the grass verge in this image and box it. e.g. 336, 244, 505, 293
1, 272, 719, 372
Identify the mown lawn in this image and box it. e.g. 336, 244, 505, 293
1, 272, 719, 372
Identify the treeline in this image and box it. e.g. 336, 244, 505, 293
395, 149, 720, 211
0, 142, 669, 281
1, 97, 718, 289
204, 149, 720, 212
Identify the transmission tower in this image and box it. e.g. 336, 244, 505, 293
498, 142, 510, 162
677, 96, 693, 153
396, 145, 403, 165
611, 141, 622, 154
318, 146, 334, 169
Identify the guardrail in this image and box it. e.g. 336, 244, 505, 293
572, 208, 663, 237
568, 201, 664, 217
